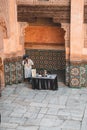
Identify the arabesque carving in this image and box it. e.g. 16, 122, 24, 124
61, 23, 70, 47
0, 18, 7, 38
19, 22, 28, 44
61, 23, 70, 61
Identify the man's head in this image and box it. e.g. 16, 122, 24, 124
23, 54, 29, 60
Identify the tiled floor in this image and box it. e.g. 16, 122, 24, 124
0, 82, 87, 130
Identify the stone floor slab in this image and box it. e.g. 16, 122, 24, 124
0, 83, 87, 130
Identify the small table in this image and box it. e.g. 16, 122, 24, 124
32, 74, 58, 90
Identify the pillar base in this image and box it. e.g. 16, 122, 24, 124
68, 61, 87, 88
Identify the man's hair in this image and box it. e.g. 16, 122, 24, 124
23, 54, 29, 60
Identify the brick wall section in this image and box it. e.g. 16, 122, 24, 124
17, 0, 70, 5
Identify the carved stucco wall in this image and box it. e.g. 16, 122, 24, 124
61, 23, 70, 60
0, 0, 9, 37
0, 27, 3, 51
19, 22, 28, 50
0, 0, 25, 88
0, 20, 7, 88
0, 0, 9, 55
61, 23, 70, 86
17, 0, 70, 5
85, 0, 87, 5
0, 2, 8, 86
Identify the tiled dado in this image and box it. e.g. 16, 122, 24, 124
80, 62, 87, 87
26, 49, 66, 82
70, 61, 81, 88
66, 60, 70, 86
69, 61, 87, 88
4, 56, 23, 86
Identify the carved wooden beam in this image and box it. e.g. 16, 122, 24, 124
25, 42, 64, 46
84, 5, 87, 23
17, 5, 70, 23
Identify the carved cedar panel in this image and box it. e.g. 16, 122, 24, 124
84, 24, 87, 48
17, 5, 70, 23
84, 5, 87, 23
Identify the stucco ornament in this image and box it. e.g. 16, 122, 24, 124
0, 18, 7, 38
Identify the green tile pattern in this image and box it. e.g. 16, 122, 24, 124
70, 62, 87, 88
66, 61, 70, 86
26, 49, 66, 82
4, 57, 23, 86
70, 63, 80, 88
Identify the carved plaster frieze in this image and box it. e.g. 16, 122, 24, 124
18, 22, 28, 45
19, 22, 28, 36
0, 18, 7, 38
16, 0, 70, 6
61, 23, 70, 39
61, 23, 70, 60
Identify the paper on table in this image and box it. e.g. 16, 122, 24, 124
32, 69, 36, 77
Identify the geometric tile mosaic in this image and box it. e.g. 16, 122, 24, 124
4, 52, 87, 87
66, 61, 70, 86
70, 62, 81, 88
4, 56, 23, 86
80, 64, 87, 87
26, 49, 66, 82
69, 62, 87, 88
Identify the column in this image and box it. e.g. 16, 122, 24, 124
61, 23, 70, 86
4, 0, 24, 57
70, 0, 84, 87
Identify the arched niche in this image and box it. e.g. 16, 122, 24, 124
24, 18, 65, 50
18, 16, 70, 85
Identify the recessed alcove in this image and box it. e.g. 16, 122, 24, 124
24, 17, 65, 82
